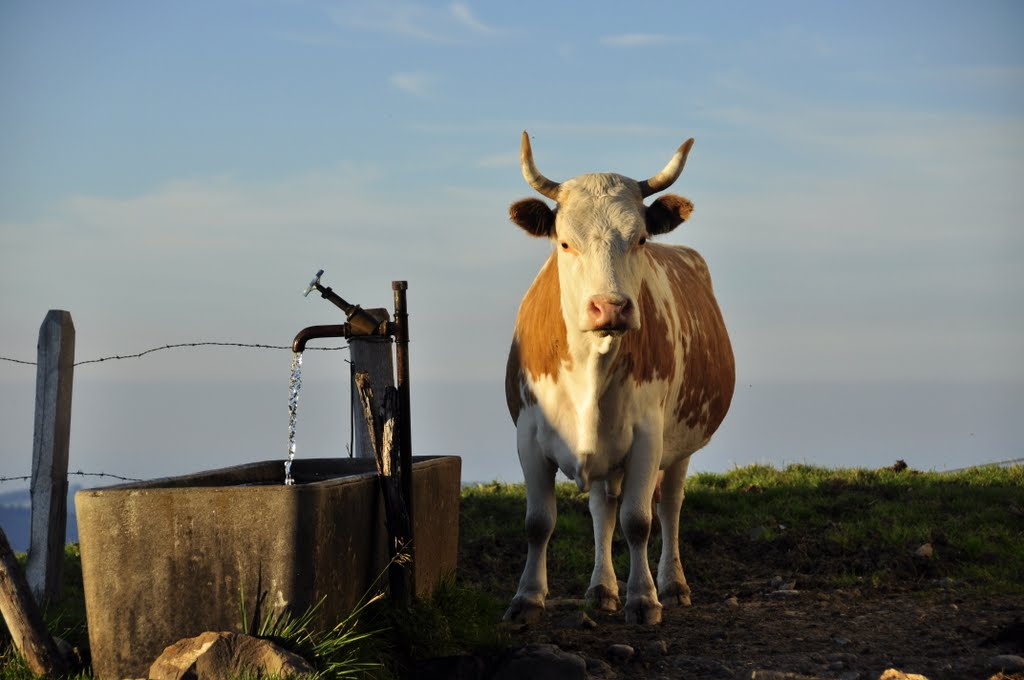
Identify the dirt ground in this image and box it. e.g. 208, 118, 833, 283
460, 536, 1024, 679
504, 587, 1023, 679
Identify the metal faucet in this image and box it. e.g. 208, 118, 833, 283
289, 270, 415, 602
291, 270, 393, 352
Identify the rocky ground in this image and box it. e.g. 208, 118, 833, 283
500, 586, 1024, 679
452, 551, 1024, 679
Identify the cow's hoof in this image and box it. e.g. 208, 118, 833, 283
503, 596, 545, 624
585, 584, 621, 612
658, 581, 692, 607
624, 597, 663, 625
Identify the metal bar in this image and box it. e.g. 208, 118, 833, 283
391, 280, 414, 592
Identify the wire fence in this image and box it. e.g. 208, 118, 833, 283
1, 339, 354, 488
0, 340, 348, 368
1, 471, 143, 485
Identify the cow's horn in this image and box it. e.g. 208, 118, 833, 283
639, 138, 694, 198
520, 131, 561, 201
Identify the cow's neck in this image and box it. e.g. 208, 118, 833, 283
563, 328, 622, 457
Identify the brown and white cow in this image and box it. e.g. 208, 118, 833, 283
504, 131, 735, 624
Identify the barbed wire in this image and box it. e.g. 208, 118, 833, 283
0, 470, 144, 485
0, 341, 348, 367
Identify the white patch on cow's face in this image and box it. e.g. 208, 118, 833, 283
554, 173, 649, 335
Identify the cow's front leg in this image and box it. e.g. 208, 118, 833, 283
620, 432, 662, 624
656, 456, 692, 606
504, 445, 557, 623
586, 475, 622, 611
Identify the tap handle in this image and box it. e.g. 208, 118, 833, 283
303, 269, 325, 297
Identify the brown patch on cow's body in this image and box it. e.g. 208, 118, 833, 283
613, 279, 676, 384
644, 245, 735, 436
506, 252, 570, 424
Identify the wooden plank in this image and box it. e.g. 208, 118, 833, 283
0, 526, 68, 677
26, 310, 75, 605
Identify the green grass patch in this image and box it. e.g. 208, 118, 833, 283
460, 464, 1024, 598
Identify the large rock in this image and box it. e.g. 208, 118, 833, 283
149, 631, 315, 680
491, 644, 587, 680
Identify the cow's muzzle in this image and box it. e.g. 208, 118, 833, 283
586, 293, 635, 333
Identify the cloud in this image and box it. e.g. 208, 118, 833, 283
477, 152, 518, 168
449, 2, 497, 34
327, 1, 500, 43
389, 71, 434, 97
600, 33, 683, 48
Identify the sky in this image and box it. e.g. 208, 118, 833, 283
1, 1, 1022, 491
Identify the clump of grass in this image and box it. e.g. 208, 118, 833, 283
374, 578, 508, 667
239, 567, 389, 678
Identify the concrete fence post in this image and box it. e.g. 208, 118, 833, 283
26, 310, 75, 605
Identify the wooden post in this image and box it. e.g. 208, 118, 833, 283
348, 308, 394, 459
26, 310, 74, 605
354, 372, 411, 607
0, 526, 68, 677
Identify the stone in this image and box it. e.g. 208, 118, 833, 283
645, 639, 668, 657
878, 670, 929, 680
768, 589, 802, 599
555, 610, 598, 629
914, 543, 934, 558
149, 631, 315, 680
492, 644, 586, 680
607, 643, 635, 664
990, 655, 1024, 672
724, 595, 740, 608
584, 655, 617, 679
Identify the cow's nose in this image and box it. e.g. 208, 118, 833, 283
587, 294, 633, 330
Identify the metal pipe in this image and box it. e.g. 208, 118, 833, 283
391, 280, 414, 589
291, 324, 351, 354
303, 270, 387, 337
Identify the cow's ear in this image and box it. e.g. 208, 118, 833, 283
646, 194, 693, 235
510, 198, 555, 238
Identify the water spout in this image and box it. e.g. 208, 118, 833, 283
291, 324, 350, 353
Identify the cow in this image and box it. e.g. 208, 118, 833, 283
504, 131, 735, 624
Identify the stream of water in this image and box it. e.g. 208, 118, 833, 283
285, 352, 302, 485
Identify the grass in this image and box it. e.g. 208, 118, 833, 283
2, 463, 1022, 678
460, 463, 1024, 598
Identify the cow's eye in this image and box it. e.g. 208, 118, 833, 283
560, 242, 570, 250
638, 237, 647, 246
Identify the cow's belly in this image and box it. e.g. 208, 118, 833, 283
522, 378, 708, 481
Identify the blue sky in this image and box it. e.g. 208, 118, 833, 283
1, 1, 1022, 486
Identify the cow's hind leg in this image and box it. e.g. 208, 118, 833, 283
586, 476, 622, 611
656, 455, 692, 606
504, 446, 557, 623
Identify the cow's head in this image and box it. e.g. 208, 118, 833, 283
510, 131, 694, 341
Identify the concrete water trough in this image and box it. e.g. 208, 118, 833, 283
75, 455, 461, 680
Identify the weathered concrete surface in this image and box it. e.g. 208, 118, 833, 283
76, 455, 460, 680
